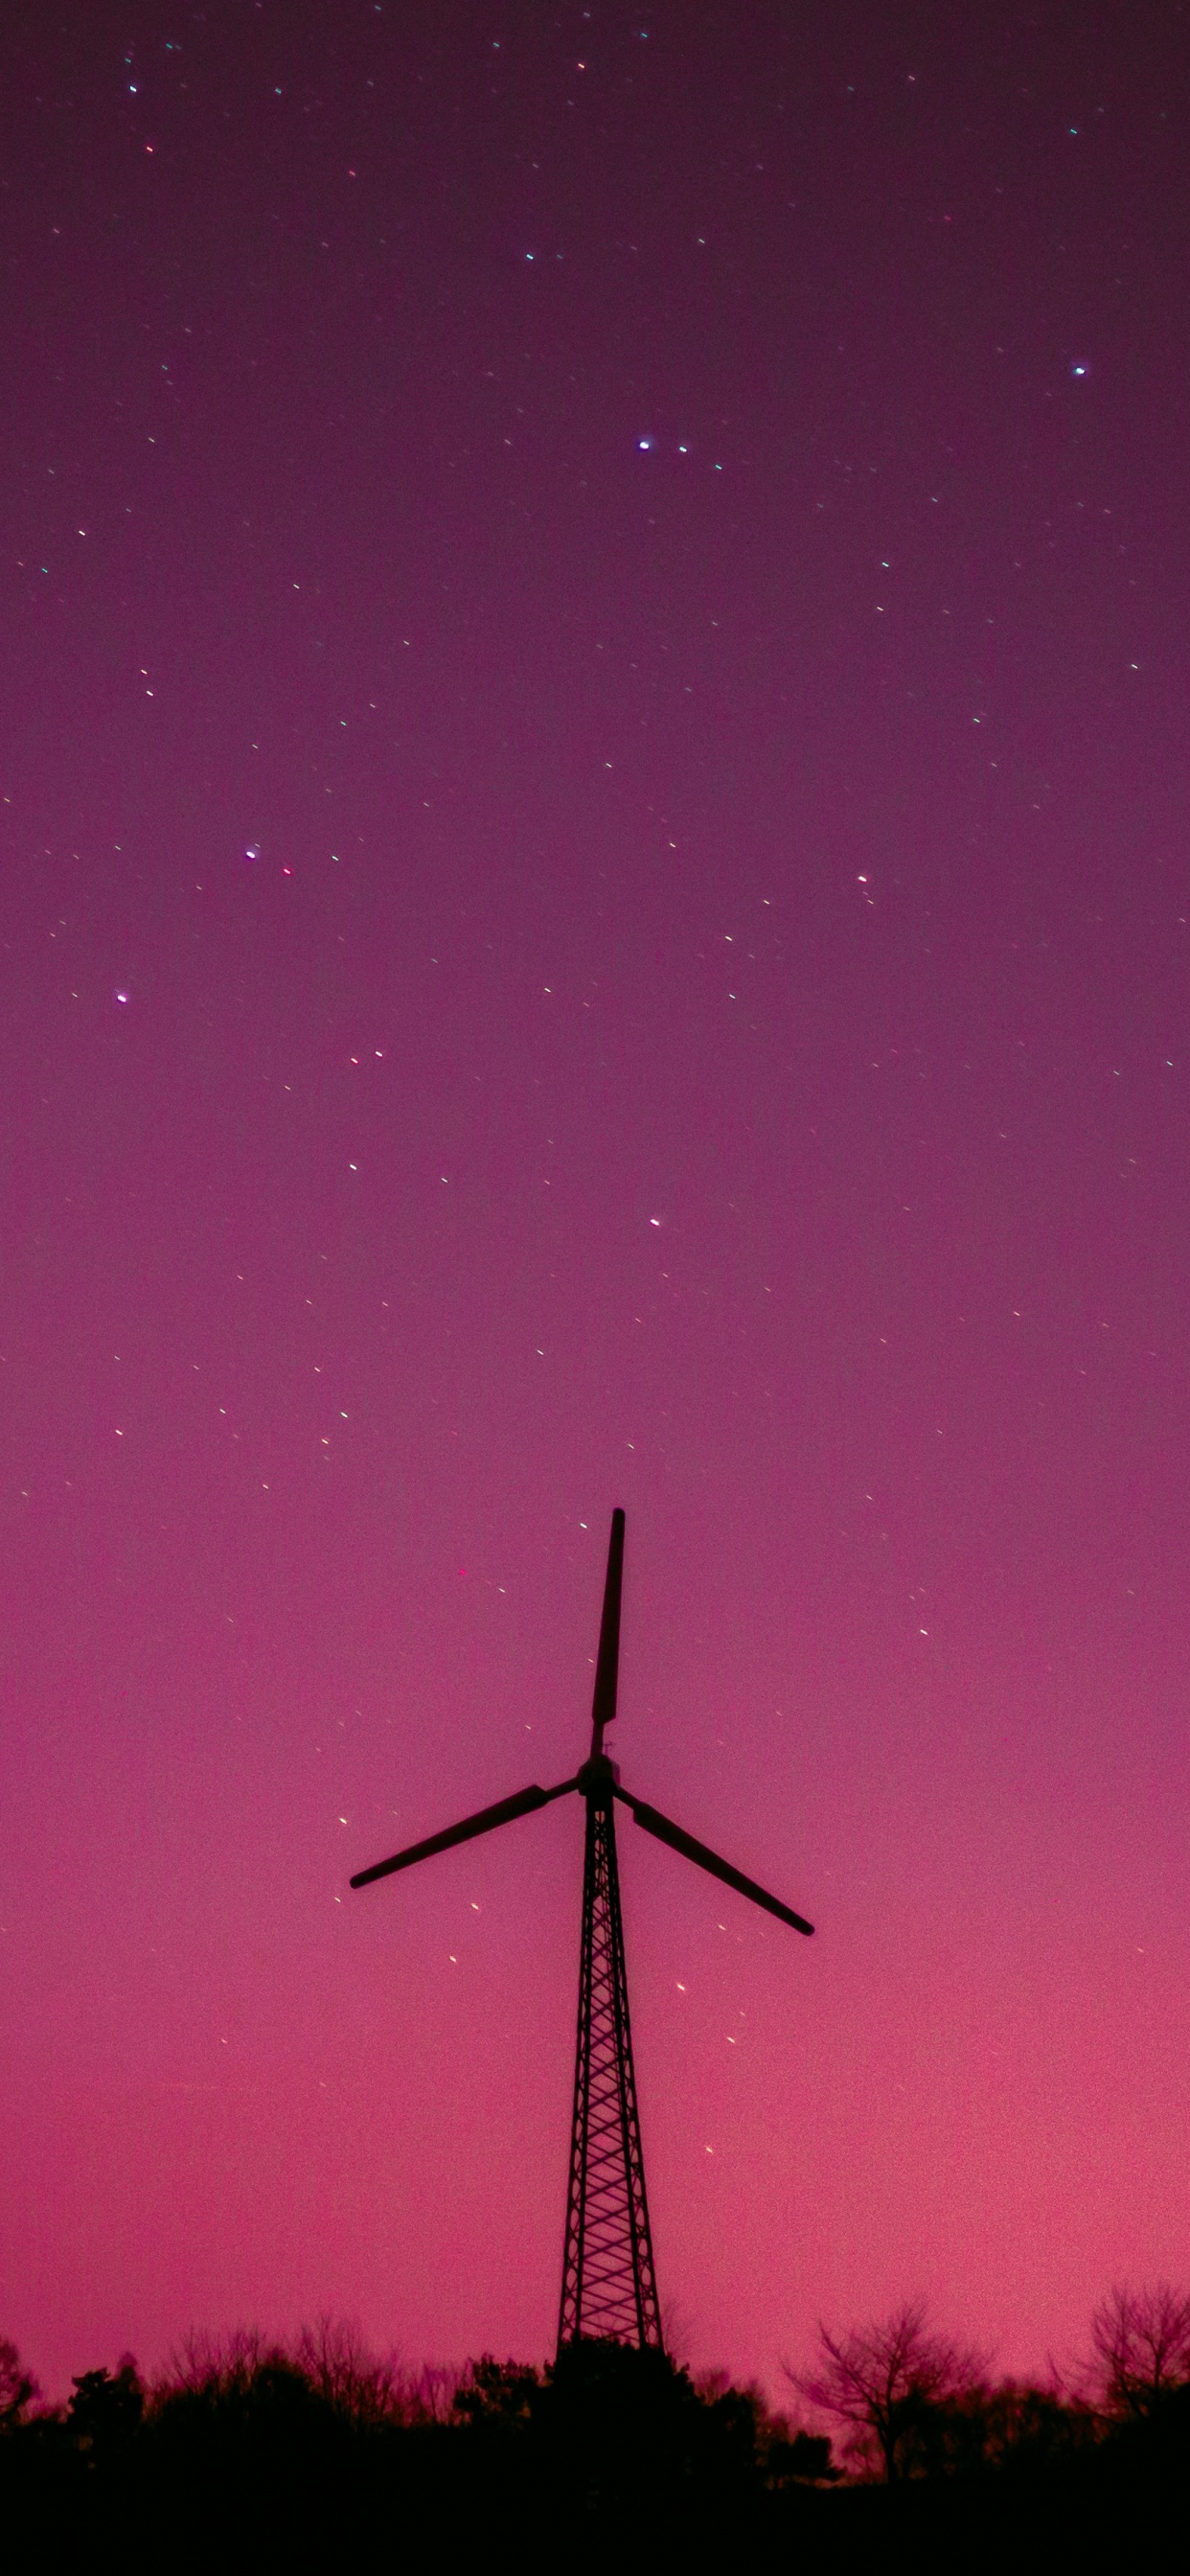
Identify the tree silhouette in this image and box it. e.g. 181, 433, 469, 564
762, 2425, 838, 2485
452, 2355, 541, 2430
532, 2336, 762, 2525
1090, 2285, 1190, 2421
163, 2325, 285, 2398
68, 2362, 144, 2465
790, 2299, 987, 2482
291, 2317, 407, 2426
0, 2341, 38, 2432
15, 2289, 1190, 2548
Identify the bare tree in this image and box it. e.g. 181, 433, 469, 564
789, 2299, 988, 2483
292, 2316, 407, 2426
401, 2362, 460, 2426
160, 2326, 284, 2399
1090, 2284, 1190, 2421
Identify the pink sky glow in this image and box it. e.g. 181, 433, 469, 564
3, 2, 1189, 2404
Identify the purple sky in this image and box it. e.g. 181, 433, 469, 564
3, 2, 1190, 2404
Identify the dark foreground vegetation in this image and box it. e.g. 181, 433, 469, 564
4, 2288, 1190, 2567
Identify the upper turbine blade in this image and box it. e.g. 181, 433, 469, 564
351, 1776, 578, 1890
614, 1787, 813, 1935
590, 1506, 626, 1754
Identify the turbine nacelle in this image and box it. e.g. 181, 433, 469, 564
576, 1750, 620, 1799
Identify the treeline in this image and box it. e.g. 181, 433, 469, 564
3, 2286, 1190, 2564
0, 2325, 814, 2559
792, 2283, 1190, 2481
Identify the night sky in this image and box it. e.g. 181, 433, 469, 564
4, 2, 1190, 2404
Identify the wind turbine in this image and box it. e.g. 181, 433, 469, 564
351, 1508, 813, 2353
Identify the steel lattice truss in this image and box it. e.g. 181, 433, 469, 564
559, 1787, 661, 2348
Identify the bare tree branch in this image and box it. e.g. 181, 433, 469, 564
1090, 2284, 1190, 2420
787, 2299, 989, 2482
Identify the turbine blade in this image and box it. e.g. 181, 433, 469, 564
590, 1506, 626, 1752
614, 1788, 813, 1935
351, 1777, 578, 1890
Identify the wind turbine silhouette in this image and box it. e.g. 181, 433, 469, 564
352, 1508, 813, 2353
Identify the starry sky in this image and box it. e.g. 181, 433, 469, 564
4, 1, 1190, 2404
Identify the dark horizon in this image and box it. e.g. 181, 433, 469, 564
6, 2281, 1190, 2566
